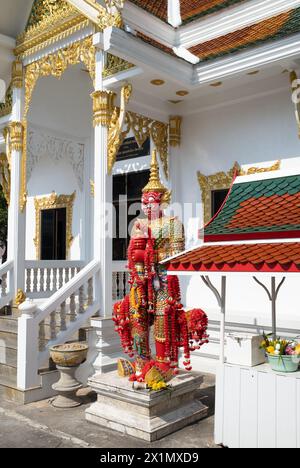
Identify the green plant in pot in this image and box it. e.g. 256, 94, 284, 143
260, 334, 300, 373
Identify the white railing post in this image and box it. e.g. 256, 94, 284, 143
17, 299, 40, 390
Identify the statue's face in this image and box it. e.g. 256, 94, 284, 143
141, 192, 162, 219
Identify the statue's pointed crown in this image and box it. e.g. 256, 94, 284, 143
143, 150, 168, 194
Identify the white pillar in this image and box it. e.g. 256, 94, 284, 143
92, 48, 113, 318
7, 81, 26, 301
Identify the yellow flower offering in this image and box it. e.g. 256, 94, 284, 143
267, 346, 275, 355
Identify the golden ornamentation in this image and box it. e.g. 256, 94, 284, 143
15, 289, 26, 307
239, 160, 281, 176
20, 37, 95, 211
150, 121, 169, 179
150, 79, 165, 86
108, 84, 132, 174
198, 163, 239, 225
15, 1, 89, 59
176, 90, 189, 96
75, 0, 124, 29
143, 150, 171, 205
9, 122, 24, 152
12, 61, 24, 88
169, 116, 182, 147
0, 85, 12, 118
90, 179, 95, 197
127, 112, 152, 148
103, 53, 134, 78
0, 153, 10, 205
23, 36, 95, 120
34, 191, 76, 259
91, 90, 116, 127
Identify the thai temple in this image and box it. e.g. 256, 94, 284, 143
1, 0, 300, 448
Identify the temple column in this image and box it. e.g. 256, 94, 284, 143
92, 47, 115, 318
7, 60, 26, 305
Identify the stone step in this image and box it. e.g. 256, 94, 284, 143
0, 331, 17, 349
0, 346, 17, 368
0, 363, 17, 380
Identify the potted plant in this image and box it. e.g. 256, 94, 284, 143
260, 334, 300, 373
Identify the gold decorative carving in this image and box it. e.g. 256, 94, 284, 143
126, 113, 152, 148
34, 191, 76, 260
169, 116, 182, 147
91, 90, 116, 127
9, 122, 24, 152
0, 153, 10, 205
20, 36, 95, 212
15, 1, 89, 59
23, 36, 95, 119
15, 289, 26, 307
239, 160, 281, 176
150, 121, 169, 179
103, 54, 134, 78
12, 61, 24, 88
90, 179, 95, 197
108, 84, 132, 174
197, 163, 239, 225
0, 85, 12, 118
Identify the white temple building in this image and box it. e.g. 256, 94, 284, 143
1, 0, 300, 410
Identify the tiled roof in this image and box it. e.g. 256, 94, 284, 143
180, 0, 247, 24
166, 243, 300, 273
129, 0, 247, 24
189, 7, 300, 61
129, 0, 168, 22
136, 32, 176, 56
204, 175, 300, 241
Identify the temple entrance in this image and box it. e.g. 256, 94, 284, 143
40, 207, 67, 260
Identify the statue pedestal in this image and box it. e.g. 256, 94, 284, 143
86, 371, 208, 442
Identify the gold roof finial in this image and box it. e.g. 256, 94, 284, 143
143, 149, 168, 194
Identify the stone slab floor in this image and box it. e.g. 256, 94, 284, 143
0, 373, 219, 449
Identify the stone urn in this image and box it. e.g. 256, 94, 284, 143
50, 343, 88, 408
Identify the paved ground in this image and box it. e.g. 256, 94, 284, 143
0, 374, 218, 449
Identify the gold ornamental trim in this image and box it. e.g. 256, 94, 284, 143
23, 36, 95, 119
9, 122, 24, 152
12, 61, 24, 89
198, 163, 239, 225
0, 85, 12, 119
169, 116, 182, 148
0, 152, 10, 206
15, 289, 26, 307
108, 84, 132, 174
239, 160, 281, 176
34, 191, 76, 260
20, 36, 95, 212
91, 90, 116, 127
15, 1, 90, 59
103, 54, 135, 78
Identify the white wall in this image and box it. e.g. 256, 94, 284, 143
173, 85, 300, 368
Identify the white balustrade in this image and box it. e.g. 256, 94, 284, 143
0, 261, 14, 310
17, 260, 100, 390
112, 262, 130, 303
25, 261, 85, 299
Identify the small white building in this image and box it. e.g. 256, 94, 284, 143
0, 0, 300, 411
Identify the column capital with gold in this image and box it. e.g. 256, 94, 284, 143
9, 122, 24, 152
12, 60, 24, 89
169, 116, 182, 147
91, 90, 116, 127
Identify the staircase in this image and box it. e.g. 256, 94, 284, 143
0, 259, 101, 404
